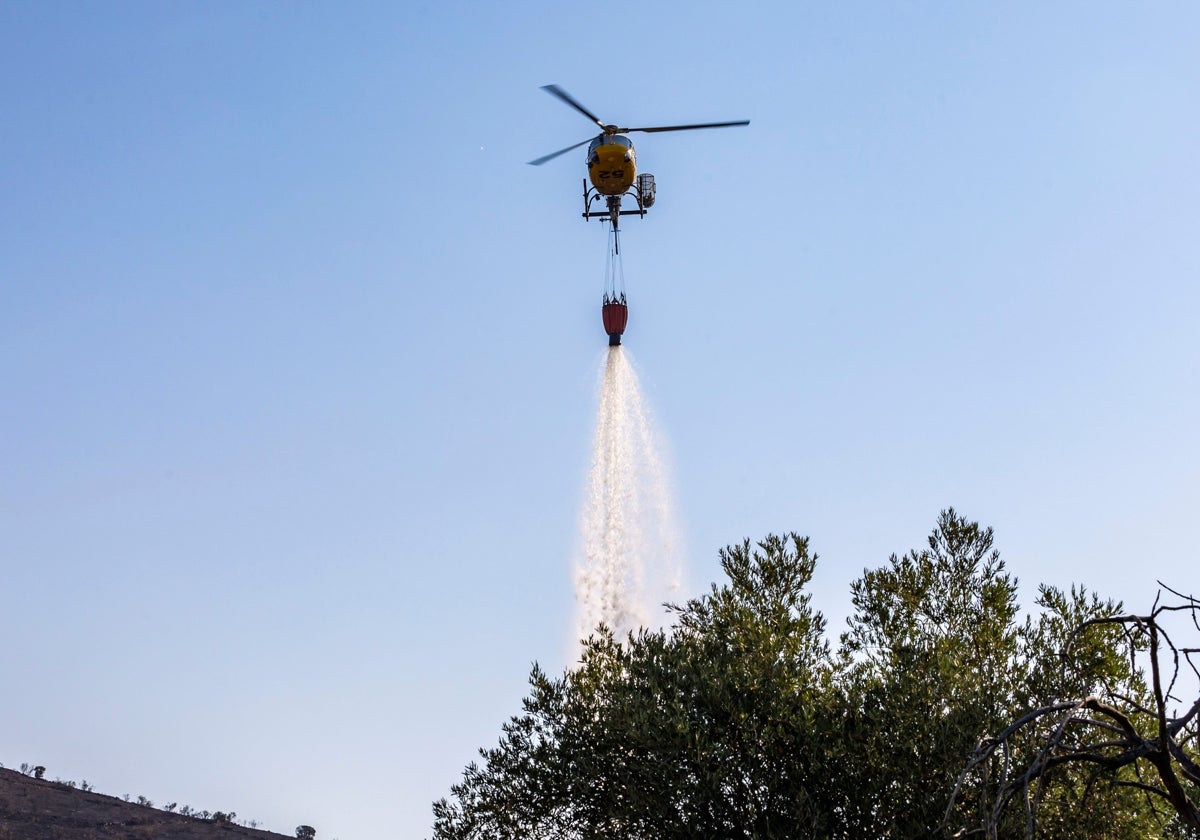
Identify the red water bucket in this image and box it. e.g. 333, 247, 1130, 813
602, 302, 628, 346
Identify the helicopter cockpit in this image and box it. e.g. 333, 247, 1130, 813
587, 134, 633, 165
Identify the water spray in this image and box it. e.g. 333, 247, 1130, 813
575, 348, 682, 645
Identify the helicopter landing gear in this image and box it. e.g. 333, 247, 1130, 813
582, 180, 651, 223
582, 180, 655, 255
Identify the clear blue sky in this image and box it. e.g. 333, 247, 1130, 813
2, 3, 1198, 838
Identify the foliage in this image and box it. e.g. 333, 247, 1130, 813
946, 586, 1200, 838
433, 509, 1194, 839
433, 533, 838, 839
835, 514, 1024, 837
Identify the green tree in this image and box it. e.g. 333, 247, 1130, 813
433, 511, 1183, 839
947, 586, 1200, 839
835, 511, 1165, 839
834, 510, 1023, 837
433, 534, 834, 839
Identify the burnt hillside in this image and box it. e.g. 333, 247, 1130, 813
0, 768, 297, 840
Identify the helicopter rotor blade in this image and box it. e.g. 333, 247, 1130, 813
621, 120, 751, 134
527, 135, 597, 166
540, 84, 607, 131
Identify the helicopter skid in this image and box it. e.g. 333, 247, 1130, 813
583, 210, 650, 219
581, 179, 648, 223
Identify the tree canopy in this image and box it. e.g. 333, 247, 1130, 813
432, 510, 1198, 839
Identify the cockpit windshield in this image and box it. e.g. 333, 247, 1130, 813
588, 134, 633, 152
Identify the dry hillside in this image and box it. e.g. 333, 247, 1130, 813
0, 768, 298, 840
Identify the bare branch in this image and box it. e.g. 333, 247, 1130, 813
948, 589, 1200, 838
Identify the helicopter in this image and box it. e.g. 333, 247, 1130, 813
528, 85, 749, 236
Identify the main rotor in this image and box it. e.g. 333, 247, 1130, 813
528, 84, 749, 166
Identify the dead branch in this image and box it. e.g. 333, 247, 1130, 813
944, 589, 1200, 838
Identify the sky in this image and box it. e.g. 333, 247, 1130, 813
2, 2, 1198, 838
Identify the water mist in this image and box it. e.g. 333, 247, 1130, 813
575, 347, 682, 645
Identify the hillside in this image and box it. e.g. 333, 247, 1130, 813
0, 768, 297, 840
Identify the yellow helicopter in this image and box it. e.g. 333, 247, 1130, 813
528, 85, 749, 235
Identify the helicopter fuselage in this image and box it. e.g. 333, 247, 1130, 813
586, 135, 637, 196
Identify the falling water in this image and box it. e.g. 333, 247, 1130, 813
575, 346, 683, 644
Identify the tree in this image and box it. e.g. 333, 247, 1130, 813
946, 585, 1200, 838
296, 825, 317, 839
433, 511, 1181, 839
834, 511, 1025, 837
433, 533, 835, 839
